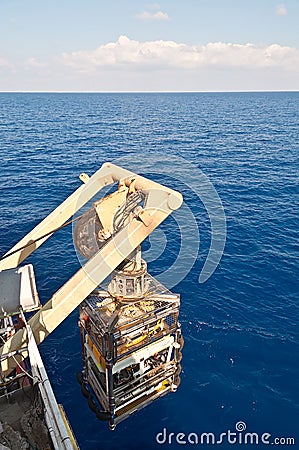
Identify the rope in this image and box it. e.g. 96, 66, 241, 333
0, 333, 39, 383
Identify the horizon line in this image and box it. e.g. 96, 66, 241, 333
0, 89, 298, 94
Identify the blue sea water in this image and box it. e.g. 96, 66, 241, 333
0, 92, 298, 449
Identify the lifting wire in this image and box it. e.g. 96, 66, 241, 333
0, 191, 144, 263
0, 212, 86, 263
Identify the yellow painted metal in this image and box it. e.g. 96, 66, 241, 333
58, 405, 80, 450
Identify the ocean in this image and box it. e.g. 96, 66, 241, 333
0, 92, 298, 449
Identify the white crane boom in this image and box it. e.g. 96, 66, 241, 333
0, 163, 182, 376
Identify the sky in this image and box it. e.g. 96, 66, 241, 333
0, 0, 298, 92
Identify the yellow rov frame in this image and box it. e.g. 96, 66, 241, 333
0, 162, 183, 377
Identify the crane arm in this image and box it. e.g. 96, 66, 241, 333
0, 164, 114, 272
0, 163, 182, 376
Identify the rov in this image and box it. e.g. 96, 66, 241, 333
0, 163, 184, 434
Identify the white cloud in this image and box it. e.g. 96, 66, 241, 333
60, 36, 299, 72
0, 57, 12, 70
1, 36, 299, 91
24, 57, 47, 69
146, 3, 161, 9
136, 11, 169, 21
276, 3, 287, 15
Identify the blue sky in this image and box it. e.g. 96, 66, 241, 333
0, 0, 298, 91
